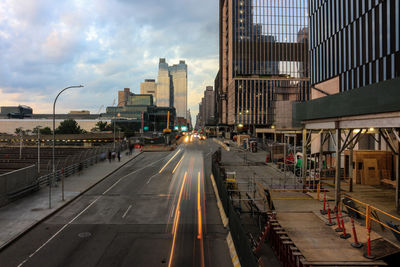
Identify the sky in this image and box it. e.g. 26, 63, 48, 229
0, 0, 219, 123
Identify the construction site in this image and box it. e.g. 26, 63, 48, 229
212, 128, 400, 266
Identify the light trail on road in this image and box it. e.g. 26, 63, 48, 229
168, 171, 187, 267
159, 149, 181, 173
172, 155, 185, 174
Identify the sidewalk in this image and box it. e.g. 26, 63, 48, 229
0, 149, 141, 250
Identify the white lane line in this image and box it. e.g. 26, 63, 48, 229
22, 194, 102, 265
17, 154, 167, 266
146, 173, 158, 184
122, 205, 132, 219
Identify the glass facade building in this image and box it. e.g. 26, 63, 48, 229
169, 61, 188, 119
219, 0, 310, 128
156, 58, 188, 120
157, 59, 171, 108
310, 0, 400, 91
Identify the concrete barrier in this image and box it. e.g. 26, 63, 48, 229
0, 165, 38, 206
213, 138, 230, 151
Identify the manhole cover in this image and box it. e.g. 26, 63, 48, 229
78, 232, 92, 238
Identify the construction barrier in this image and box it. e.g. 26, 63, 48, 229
341, 195, 400, 258
267, 187, 329, 201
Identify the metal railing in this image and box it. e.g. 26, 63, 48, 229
212, 151, 258, 267
37, 143, 127, 187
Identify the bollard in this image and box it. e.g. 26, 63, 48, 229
326, 201, 335, 226
339, 209, 351, 239
320, 191, 328, 215
350, 217, 363, 248
363, 226, 375, 259
334, 206, 343, 232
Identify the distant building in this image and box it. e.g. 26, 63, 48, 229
104, 95, 175, 132
140, 79, 157, 103
169, 60, 188, 120
118, 88, 132, 106
69, 110, 90, 115
0, 105, 33, 119
218, 0, 310, 134
157, 59, 171, 108
204, 86, 215, 125
156, 58, 188, 120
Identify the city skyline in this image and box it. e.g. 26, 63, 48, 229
0, 0, 218, 122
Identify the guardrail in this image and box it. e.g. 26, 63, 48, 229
37, 143, 127, 187
342, 194, 400, 236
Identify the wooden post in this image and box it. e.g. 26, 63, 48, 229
335, 128, 342, 206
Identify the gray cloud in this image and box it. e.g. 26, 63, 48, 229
0, 0, 218, 121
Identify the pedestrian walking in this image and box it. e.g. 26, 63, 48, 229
117, 150, 121, 162
108, 150, 111, 163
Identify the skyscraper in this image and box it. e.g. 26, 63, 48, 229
140, 79, 157, 103
157, 59, 171, 108
170, 61, 188, 119
156, 58, 188, 120
218, 0, 310, 132
309, 0, 400, 94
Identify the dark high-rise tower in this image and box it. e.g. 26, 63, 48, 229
309, 0, 400, 94
218, 0, 310, 131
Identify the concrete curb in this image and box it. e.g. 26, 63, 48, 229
213, 138, 230, 151
210, 174, 229, 228
0, 151, 143, 252
227, 232, 241, 267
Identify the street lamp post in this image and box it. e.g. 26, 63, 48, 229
114, 100, 127, 150
36, 126, 42, 174
51, 85, 84, 209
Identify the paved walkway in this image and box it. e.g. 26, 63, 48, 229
0, 149, 141, 250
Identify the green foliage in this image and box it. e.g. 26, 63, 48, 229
15, 127, 24, 135
40, 127, 52, 135
91, 121, 112, 132
55, 119, 85, 134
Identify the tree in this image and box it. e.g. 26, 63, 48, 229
55, 119, 84, 134
92, 121, 112, 132
15, 127, 24, 135
40, 127, 52, 135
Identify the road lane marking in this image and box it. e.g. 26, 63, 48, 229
168, 172, 187, 267
17, 154, 167, 266
197, 171, 205, 267
172, 155, 185, 174
197, 172, 202, 240
146, 173, 158, 184
159, 149, 181, 173
19, 194, 102, 266
122, 205, 132, 219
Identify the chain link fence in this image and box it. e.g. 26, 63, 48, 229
212, 150, 258, 267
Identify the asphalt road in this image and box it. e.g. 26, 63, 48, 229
0, 138, 231, 267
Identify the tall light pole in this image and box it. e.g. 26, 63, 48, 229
36, 125, 42, 174
114, 100, 127, 150
51, 85, 83, 209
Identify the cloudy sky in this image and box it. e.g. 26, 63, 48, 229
0, 0, 218, 121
